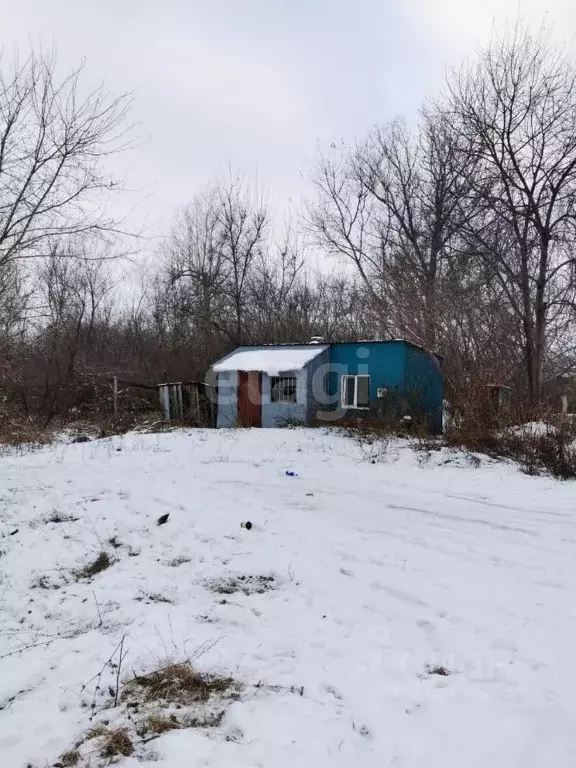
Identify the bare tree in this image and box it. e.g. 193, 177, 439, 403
162, 185, 229, 360
0, 260, 29, 338
12, 239, 115, 425
215, 174, 269, 344
0, 49, 132, 270
248, 221, 306, 340
0, 48, 135, 427
307, 112, 471, 350
307, 142, 379, 316
446, 23, 576, 401
357, 113, 472, 348
163, 173, 269, 351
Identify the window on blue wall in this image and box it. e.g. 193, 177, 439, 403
342, 375, 370, 409
270, 376, 297, 403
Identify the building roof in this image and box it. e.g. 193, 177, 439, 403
213, 345, 328, 376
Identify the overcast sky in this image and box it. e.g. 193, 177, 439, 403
2, 0, 575, 241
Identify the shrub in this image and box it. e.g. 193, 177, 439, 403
123, 662, 238, 706
446, 414, 576, 479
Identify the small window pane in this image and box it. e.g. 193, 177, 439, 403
282, 378, 296, 403
344, 376, 355, 407
271, 376, 297, 403
270, 377, 279, 402
357, 376, 370, 408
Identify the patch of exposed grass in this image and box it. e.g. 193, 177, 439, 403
75, 552, 111, 581
445, 418, 576, 480
55, 661, 241, 767
426, 664, 451, 677
135, 590, 174, 605
31, 574, 63, 590
54, 750, 80, 767
99, 728, 133, 759
123, 662, 239, 707
186, 710, 226, 728
146, 713, 181, 735
46, 510, 79, 524
209, 573, 276, 596
168, 555, 190, 567
86, 724, 109, 740
0, 423, 54, 447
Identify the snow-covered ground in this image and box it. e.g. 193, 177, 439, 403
1, 428, 576, 767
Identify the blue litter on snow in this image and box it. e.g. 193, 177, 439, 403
285, 471, 298, 477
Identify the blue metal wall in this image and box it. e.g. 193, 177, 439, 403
403, 345, 443, 433
326, 341, 442, 431
327, 341, 406, 405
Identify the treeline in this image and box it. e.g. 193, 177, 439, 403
309, 25, 576, 404
1, 23, 576, 428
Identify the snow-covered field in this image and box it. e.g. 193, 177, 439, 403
1, 428, 576, 767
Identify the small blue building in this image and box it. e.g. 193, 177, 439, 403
212, 340, 443, 433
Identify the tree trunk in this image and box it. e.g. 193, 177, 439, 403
532, 234, 551, 404
520, 250, 537, 403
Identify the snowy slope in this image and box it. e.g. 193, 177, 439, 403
1, 429, 576, 766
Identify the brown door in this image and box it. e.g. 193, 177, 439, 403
237, 371, 262, 427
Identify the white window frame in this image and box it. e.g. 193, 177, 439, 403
341, 375, 370, 409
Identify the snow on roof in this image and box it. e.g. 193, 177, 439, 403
213, 345, 328, 376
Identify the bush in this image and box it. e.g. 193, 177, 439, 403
446, 416, 576, 479
122, 662, 238, 706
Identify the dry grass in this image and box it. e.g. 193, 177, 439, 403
0, 421, 54, 447
123, 662, 238, 707
55, 661, 241, 766
443, 383, 576, 479
337, 412, 431, 440
135, 590, 174, 605
146, 713, 181, 735
426, 664, 451, 677
75, 552, 111, 581
31, 574, 63, 590
185, 710, 226, 728
46, 510, 79, 524
54, 750, 80, 767
99, 728, 134, 759
446, 419, 576, 479
86, 724, 109, 740
209, 573, 276, 596
168, 556, 191, 567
